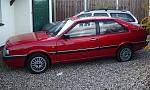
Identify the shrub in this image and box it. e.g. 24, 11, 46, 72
146, 21, 150, 35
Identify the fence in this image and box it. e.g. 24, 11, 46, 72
53, 0, 149, 22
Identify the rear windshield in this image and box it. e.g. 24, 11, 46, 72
110, 13, 135, 22
94, 13, 109, 17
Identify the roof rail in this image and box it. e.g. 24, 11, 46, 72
84, 9, 127, 12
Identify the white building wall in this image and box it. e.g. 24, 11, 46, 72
0, 0, 53, 46
14, 0, 33, 35
0, 0, 15, 46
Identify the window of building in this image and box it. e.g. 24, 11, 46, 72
10, 0, 15, 6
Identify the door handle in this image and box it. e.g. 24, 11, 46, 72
90, 38, 97, 41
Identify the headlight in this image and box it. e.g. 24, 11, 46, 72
3, 48, 9, 56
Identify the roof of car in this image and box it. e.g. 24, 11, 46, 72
84, 9, 130, 13
70, 16, 115, 22
77, 9, 131, 15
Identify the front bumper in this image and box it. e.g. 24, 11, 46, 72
2, 50, 26, 67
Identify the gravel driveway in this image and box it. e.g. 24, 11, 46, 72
0, 49, 150, 90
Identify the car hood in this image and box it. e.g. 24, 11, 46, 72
6, 31, 52, 47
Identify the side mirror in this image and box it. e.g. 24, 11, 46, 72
63, 34, 70, 39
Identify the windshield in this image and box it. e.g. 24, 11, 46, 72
45, 21, 66, 36
56, 20, 75, 37
42, 21, 61, 31
45, 20, 74, 36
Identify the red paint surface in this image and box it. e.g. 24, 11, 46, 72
2, 17, 148, 67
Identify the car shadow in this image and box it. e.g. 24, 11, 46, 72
0, 50, 149, 73
50, 57, 118, 70
50, 50, 150, 70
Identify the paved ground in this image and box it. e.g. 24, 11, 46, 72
0, 49, 150, 90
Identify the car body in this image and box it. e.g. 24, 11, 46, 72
2, 17, 148, 74
75, 9, 139, 25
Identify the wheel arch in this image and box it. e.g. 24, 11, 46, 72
25, 51, 52, 67
117, 42, 134, 53
115, 42, 134, 62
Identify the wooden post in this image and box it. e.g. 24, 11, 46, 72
149, 0, 150, 16
84, 0, 87, 11
53, 0, 56, 22
116, 0, 119, 9
49, 0, 53, 23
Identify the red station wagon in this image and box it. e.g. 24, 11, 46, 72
2, 17, 148, 74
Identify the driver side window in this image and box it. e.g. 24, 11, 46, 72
66, 21, 96, 37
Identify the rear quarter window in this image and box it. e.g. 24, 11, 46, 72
98, 20, 128, 34
110, 13, 135, 22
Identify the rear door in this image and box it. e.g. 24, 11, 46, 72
56, 21, 101, 62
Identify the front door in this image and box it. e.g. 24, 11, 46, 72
56, 21, 101, 62
32, 0, 49, 32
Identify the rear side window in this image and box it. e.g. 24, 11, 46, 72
98, 20, 128, 34
77, 13, 92, 18
110, 13, 135, 22
94, 13, 109, 17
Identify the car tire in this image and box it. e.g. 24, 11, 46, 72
26, 53, 50, 74
116, 46, 133, 62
